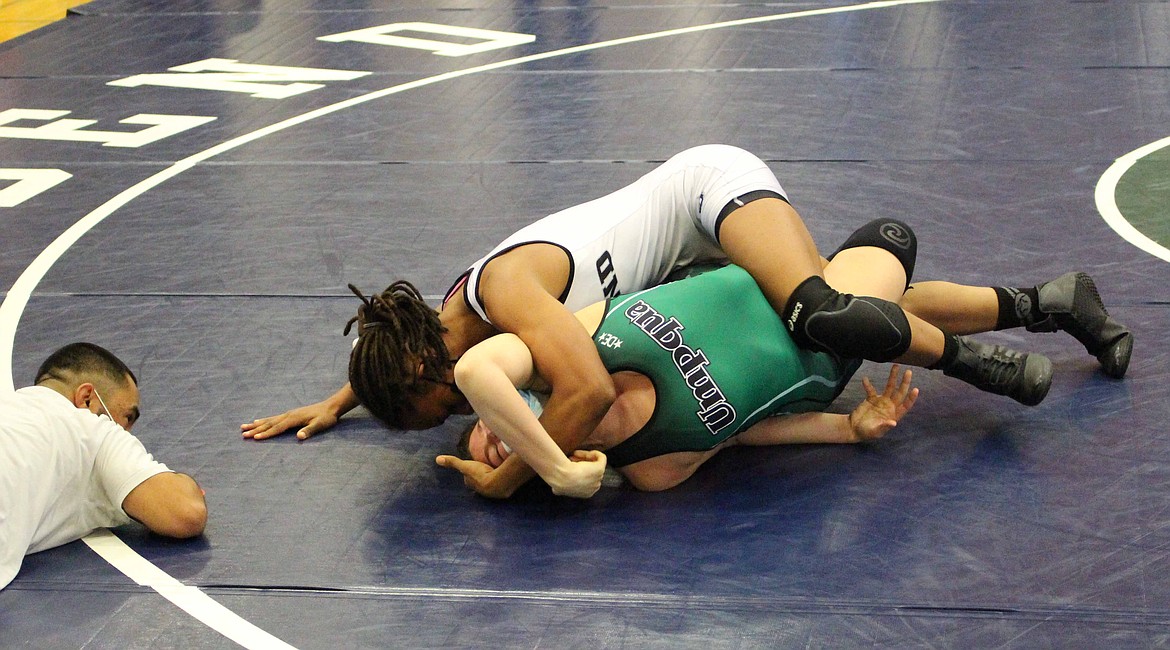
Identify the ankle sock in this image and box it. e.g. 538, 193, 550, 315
930, 333, 961, 370
993, 286, 1041, 330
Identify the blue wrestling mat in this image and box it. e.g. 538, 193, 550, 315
2, 1, 1168, 647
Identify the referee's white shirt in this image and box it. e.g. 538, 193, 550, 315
0, 386, 170, 589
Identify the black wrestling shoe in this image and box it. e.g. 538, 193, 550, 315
1027, 272, 1133, 379
943, 336, 1053, 406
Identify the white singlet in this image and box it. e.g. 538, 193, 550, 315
448, 144, 788, 322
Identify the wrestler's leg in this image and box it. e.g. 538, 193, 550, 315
822, 246, 908, 300
900, 282, 998, 334
902, 275, 1132, 378
821, 246, 944, 367
721, 203, 1054, 404
718, 198, 925, 364
716, 197, 824, 306
819, 233, 1052, 406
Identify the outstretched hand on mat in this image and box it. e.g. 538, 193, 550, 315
242, 401, 339, 441
849, 364, 919, 442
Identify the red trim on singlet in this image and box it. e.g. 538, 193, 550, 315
443, 269, 471, 309
447, 241, 577, 321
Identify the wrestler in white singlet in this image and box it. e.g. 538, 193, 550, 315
445, 144, 788, 319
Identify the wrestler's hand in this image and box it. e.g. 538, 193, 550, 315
548, 450, 607, 499
435, 455, 514, 499
849, 364, 918, 441
242, 402, 339, 441
437, 450, 606, 499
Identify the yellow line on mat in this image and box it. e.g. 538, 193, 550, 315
0, 0, 89, 43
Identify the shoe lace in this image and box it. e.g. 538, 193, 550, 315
981, 347, 1021, 387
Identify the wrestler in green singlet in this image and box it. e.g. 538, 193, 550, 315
594, 265, 861, 467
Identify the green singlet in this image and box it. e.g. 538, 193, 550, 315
594, 265, 860, 467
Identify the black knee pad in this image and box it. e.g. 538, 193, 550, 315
783, 276, 912, 362
829, 218, 917, 287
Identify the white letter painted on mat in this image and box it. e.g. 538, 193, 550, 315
318, 22, 534, 57
0, 168, 71, 207
0, 109, 216, 148
108, 58, 371, 99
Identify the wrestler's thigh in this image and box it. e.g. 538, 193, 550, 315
718, 198, 823, 301
823, 246, 907, 302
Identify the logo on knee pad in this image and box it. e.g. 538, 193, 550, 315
786, 301, 802, 332
880, 222, 913, 249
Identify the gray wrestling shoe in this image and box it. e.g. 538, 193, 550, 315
1027, 272, 1133, 379
943, 336, 1053, 406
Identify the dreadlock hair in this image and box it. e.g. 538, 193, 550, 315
34, 342, 137, 388
344, 280, 449, 429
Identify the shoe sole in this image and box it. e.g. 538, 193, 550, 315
1017, 353, 1054, 406
1066, 272, 1133, 378
1098, 332, 1133, 379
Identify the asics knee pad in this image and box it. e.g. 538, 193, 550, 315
783, 276, 912, 362
829, 218, 917, 287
